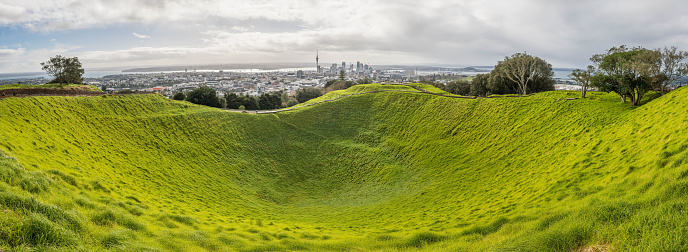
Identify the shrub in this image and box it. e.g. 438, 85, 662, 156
286, 98, 299, 107
172, 92, 186, 101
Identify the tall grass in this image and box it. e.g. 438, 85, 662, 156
0, 86, 687, 250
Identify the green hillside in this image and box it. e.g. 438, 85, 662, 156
0, 84, 102, 92
1, 84, 688, 251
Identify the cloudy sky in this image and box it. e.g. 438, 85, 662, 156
1, 0, 687, 73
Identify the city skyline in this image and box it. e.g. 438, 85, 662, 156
2, 0, 688, 73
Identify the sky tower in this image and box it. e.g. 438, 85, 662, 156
316, 50, 320, 73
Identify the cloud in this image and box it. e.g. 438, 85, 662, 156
4, 0, 688, 70
0, 48, 26, 57
0, 3, 27, 24
231, 26, 250, 32
132, 32, 150, 39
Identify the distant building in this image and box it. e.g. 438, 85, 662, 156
316, 50, 320, 73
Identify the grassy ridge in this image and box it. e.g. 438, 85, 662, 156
0, 86, 688, 251
0, 84, 101, 92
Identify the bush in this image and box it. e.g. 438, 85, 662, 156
118, 89, 136, 94
444, 80, 471, 95
295, 87, 323, 103
172, 92, 186, 101
286, 98, 299, 107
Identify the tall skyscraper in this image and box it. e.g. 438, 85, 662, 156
316, 50, 320, 73
342, 62, 346, 72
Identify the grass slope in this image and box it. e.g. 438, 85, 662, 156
0, 84, 101, 92
0, 85, 687, 251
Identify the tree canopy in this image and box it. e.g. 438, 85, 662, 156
295, 87, 323, 103
443, 80, 471, 96
569, 65, 595, 98
172, 92, 186, 101
185, 85, 222, 108
652, 46, 688, 95
590, 46, 660, 105
494, 53, 555, 95
40, 55, 85, 87
258, 92, 283, 110
448, 53, 553, 97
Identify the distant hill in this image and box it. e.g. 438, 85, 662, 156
1, 85, 687, 251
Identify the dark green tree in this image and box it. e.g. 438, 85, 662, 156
258, 93, 274, 110
487, 68, 515, 95
40, 55, 85, 87
494, 52, 555, 95
172, 92, 186, 101
269, 93, 282, 109
591, 46, 657, 105
444, 80, 471, 95
295, 87, 323, 103
286, 98, 299, 107
185, 85, 222, 108
224, 93, 241, 109
469, 74, 490, 96
238, 95, 259, 110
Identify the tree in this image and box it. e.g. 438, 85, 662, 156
590, 46, 657, 106
498, 52, 554, 95
324, 80, 355, 92
185, 85, 222, 108
324, 81, 349, 93
569, 65, 595, 98
238, 95, 259, 110
269, 92, 282, 109
653, 46, 688, 95
280, 92, 290, 107
257, 93, 282, 110
469, 74, 489, 96
295, 87, 323, 103
40, 55, 85, 87
356, 77, 373, 84
172, 92, 186, 101
286, 98, 299, 107
224, 93, 241, 109
444, 80, 471, 95
339, 70, 346, 81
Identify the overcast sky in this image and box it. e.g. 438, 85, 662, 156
1, 0, 688, 73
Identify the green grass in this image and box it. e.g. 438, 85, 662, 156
299, 83, 448, 106
0, 85, 687, 250
0, 83, 101, 92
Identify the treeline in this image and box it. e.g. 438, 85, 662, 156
426, 53, 556, 96
172, 85, 298, 110
175, 78, 376, 109
569, 45, 688, 105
